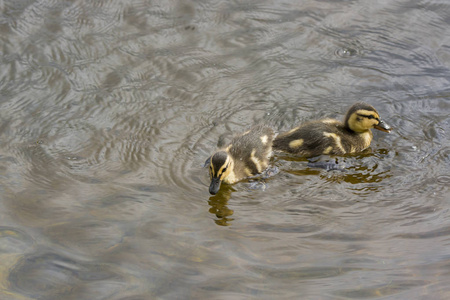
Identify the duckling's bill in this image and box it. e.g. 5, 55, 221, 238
209, 177, 221, 195
374, 119, 391, 133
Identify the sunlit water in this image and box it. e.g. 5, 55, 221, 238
1, 0, 449, 299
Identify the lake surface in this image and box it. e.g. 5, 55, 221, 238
1, 0, 449, 299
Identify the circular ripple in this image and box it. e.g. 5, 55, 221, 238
0, 227, 34, 254
8, 252, 124, 299
44, 220, 124, 256
335, 47, 359, 58
9, 252, 83, 298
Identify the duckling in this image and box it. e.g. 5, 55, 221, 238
207, 125, 275, 195
272, 102, 391, 157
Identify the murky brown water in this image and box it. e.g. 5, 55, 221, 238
1, 0, 449, 299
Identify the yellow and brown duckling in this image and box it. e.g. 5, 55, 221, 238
207, 125, 275, 195
272, 102, 391, 157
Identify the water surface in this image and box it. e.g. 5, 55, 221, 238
0, 0, 449, 299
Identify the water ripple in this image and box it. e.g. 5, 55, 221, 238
1, 0, 450, 299
0, 227, 34, 254
8, 251, 125, 299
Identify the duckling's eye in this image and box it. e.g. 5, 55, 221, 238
222, 167, 227, 173
367, 115, 374, 119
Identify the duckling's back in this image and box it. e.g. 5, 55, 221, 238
273, 120, 367, 157
228, 125, 274, 176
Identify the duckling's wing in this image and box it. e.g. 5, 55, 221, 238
228, 125, 275, 175
229, 126, 274, 156
273, 122, 340, 157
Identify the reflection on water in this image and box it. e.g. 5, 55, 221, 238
208, 184, 235, 226
1, 0, 450, 299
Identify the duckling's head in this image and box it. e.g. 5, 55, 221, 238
209, 151, 234, 195
344, 102, 391, 133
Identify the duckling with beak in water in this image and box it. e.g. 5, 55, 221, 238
207, 125, 275, 195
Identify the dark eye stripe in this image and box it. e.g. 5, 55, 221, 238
357, 114, 379, 121
218, 162, 230, 177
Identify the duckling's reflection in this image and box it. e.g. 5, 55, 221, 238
279, 149, 393, 187
207, 184, 235, 226
321, 149, 393, 186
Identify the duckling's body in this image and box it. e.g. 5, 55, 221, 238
273, 102, 391, 157
208, 125, 274, 195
